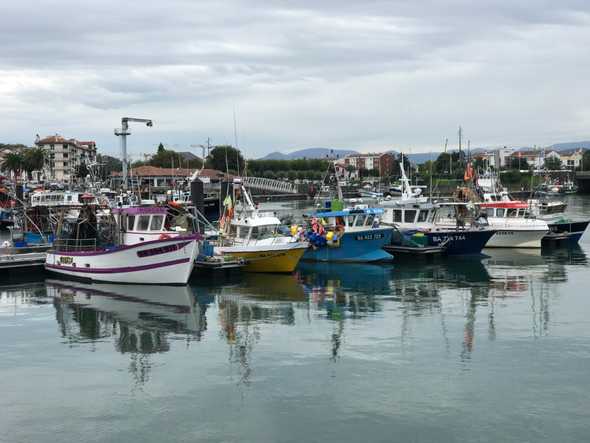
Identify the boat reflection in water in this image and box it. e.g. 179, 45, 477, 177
31, 242, 587, 385
47, 280, 209, 386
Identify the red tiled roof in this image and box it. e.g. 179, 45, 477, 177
111, 166, 229, 179
36, 135, 96, 150
37, 135, 74, 145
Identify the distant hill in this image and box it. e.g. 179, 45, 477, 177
549, 141, 590, 151
259, 148, 358, 160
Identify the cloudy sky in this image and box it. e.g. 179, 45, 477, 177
2, 0, 590, 158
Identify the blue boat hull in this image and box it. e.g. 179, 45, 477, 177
425, 230, 495, 254
542, 220, 590, 246
303, 228, 394, 262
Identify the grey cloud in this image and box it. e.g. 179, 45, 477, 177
1, 0, 590, 156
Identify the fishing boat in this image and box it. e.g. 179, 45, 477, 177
379, 158, 495, 255
468, 171, 588, 245
380, 200, 496, 254
214, 180, 308, 273
302, 205, 394, 262
476, 201, 549, 248
45, 205, 200, 285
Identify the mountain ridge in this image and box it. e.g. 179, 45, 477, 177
257, 141, 590, 163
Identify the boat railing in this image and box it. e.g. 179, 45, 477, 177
53, 238, 97, 252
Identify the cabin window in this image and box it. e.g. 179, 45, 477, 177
230, 224, 238, 237
347, 215, 355, 226
127, 215, 136, 230
506, 209, 517, 218
496, 208, 506, 217
485, 208, 495, 217
393, 210, 402, 223
137, 215, 150, 231
67, 195, 72, 202
365, 214, 375, 226
417, 211, 428, 222
404, 210, 417, 223
355, 216, 365, 227
251, 225, 275, 239
150, 215, 164, 231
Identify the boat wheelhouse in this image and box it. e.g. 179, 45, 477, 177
112, 205, 191, 245
30, 190, 99, 207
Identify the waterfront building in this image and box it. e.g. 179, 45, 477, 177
509, 149, 560, 170
341, 152, 396, 177
35, 135, 97, 183
559, 148, 585, 169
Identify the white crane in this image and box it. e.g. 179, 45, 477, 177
114, 117, 153, 190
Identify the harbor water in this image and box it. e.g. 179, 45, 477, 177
2, 196, 590, 442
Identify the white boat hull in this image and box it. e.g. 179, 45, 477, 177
485, 228, 548, 248
45, 236, 199, 285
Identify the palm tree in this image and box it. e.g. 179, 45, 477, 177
23, 147, 45, 180
1, 151, 24, 183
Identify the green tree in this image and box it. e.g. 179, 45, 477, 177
544, 157, 562, 170
205, 145, 245, 174
1, 151, 24, 183
157, 142, 165, 154
22, 147, 45, 180
96, 154, 122, 180
76, 162, 90, 180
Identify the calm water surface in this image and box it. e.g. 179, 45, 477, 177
1, 196, 590, 442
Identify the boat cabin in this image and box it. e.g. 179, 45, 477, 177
309, 207, 384, 232
382, 202, 477, 229
112, 206, 189, 244
478, 202, 532, 219
227, 214, 283, 245
30, 191, 98, 207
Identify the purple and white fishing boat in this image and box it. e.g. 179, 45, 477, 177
45, 205, 200, 285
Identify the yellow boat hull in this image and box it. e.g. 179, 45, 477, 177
225, 247, 306, 273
